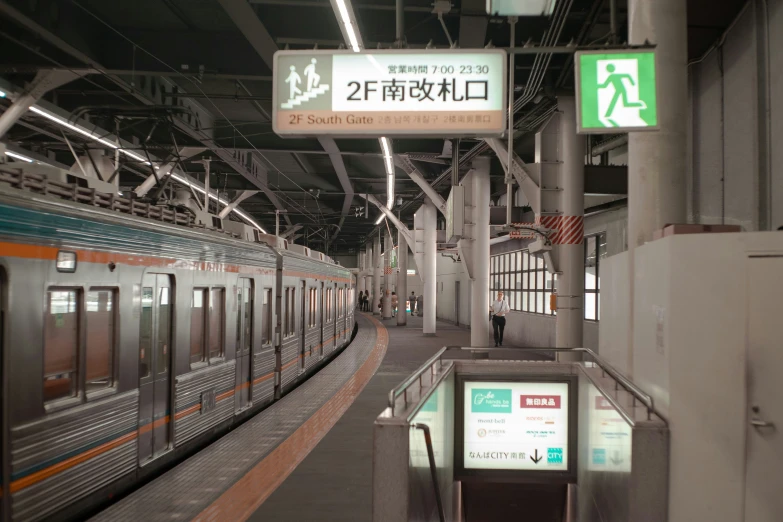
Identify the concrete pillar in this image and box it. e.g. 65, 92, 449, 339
373, 234, 381, 315
471, 158, 491, 347
357, 248, 366, 296
422, 199, 437, 336
628, 0, 688, 246
383, 231, 393, 319
555, 97, 585, 361
627, 0, 687, 374
397, 227, 408, 326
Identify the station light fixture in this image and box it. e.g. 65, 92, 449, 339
375, 212, 386, 225
5, 150, 33, 163
332, 0, 362, 52
0, 89, 6, 98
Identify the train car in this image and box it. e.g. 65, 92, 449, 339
0, 165, 355, 522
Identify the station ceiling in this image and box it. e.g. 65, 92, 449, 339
0, 0, 745, 253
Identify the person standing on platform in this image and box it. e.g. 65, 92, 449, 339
391, 292, 398, 317
363, 290, 370, 311
490, 291, 510, 347
410, 291, 417, 315
358, 291, 365, 311
417, 294, 424, 317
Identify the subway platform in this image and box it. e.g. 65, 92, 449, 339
89, 313, 539, 521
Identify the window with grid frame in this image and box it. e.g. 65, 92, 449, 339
490, 250, 556, 316
584, 232, 607, 321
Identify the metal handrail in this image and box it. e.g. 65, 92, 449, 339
412, 423, 446, 522
443, 346, 660, 420
388, 346, 448, 414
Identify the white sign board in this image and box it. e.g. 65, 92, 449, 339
463, 381, 569, 471
486, 0, 556, 16
273, 49, 507, 137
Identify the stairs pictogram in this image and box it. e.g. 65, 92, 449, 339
281, 84, 330, 109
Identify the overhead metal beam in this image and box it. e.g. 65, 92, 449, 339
396, 155, 447, 217
217, 190, 260, 218
0, 69, 85, 138
458, 0, 489, 48
357, 193, 415, 252
280, 224, 303, 238
216, 0, 278, 70
485, 137, 541, 214
318, 137, 355, 217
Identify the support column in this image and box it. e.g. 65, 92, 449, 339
555, 97, 585, 361
422, 198, 437, 336
397, 227, 408, 326
373, 233, 382, 315
383, 230, 393, 319
357, 248, 366, 298
627, 0, 687, 375
471, 157, 491, 347
628, 0, 687, 245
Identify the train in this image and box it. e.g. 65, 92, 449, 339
0, 162, 356, 522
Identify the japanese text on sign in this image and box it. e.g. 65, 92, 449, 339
273, 49, 507, 137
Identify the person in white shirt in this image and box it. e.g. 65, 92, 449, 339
490, 291, 510, 347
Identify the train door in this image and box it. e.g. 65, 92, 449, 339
138, 274, 173, 463
300, 281, 306, 370
236, 278, 253, 410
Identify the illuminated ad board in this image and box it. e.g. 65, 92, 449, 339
457, 377, 576, 480
273, 49, 507, 138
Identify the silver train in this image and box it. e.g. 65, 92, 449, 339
0, 165, 356, 521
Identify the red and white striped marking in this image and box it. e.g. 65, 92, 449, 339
383, 266, 393, 274
535, 215, 585, 245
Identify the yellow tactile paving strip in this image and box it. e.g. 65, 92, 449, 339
193, 313, 388, 522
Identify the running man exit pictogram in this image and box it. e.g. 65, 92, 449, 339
575, 50, 658, 133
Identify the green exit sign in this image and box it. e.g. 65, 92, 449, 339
574, 50, 659, 134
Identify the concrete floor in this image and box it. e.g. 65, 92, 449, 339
249, 314, 474, 522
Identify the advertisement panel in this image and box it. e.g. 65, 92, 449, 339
462, 381, 570, 472
273, 49, 507, 137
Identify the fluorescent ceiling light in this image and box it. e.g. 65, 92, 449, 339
29, 106, 150, 164
0, 90, 6, 98
30, 106, 118, 150
334, 0, 362, 52
375, 213, 386, 225
5, 151, 33, 163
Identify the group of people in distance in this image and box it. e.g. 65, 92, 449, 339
357, 290, 423, 318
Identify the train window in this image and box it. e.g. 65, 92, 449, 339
287, 287, 296, 336
158, 287, 171, 373
262, 288, 272, 344
209, 288, 225, 359
190, 289, 208, 365
238, 279, 253, 351
85, 289, 117, 393
140, 286, 153, 379
44, 289, 80, 403
308, 288, 317, 327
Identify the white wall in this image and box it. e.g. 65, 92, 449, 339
599, 232, 783, 522
434, 253, 472, 326
689, 0, 783, 231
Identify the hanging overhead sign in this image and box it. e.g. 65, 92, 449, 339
575, 49, 659, 133
486, 0, 556, 16
273, 49, 507, 138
